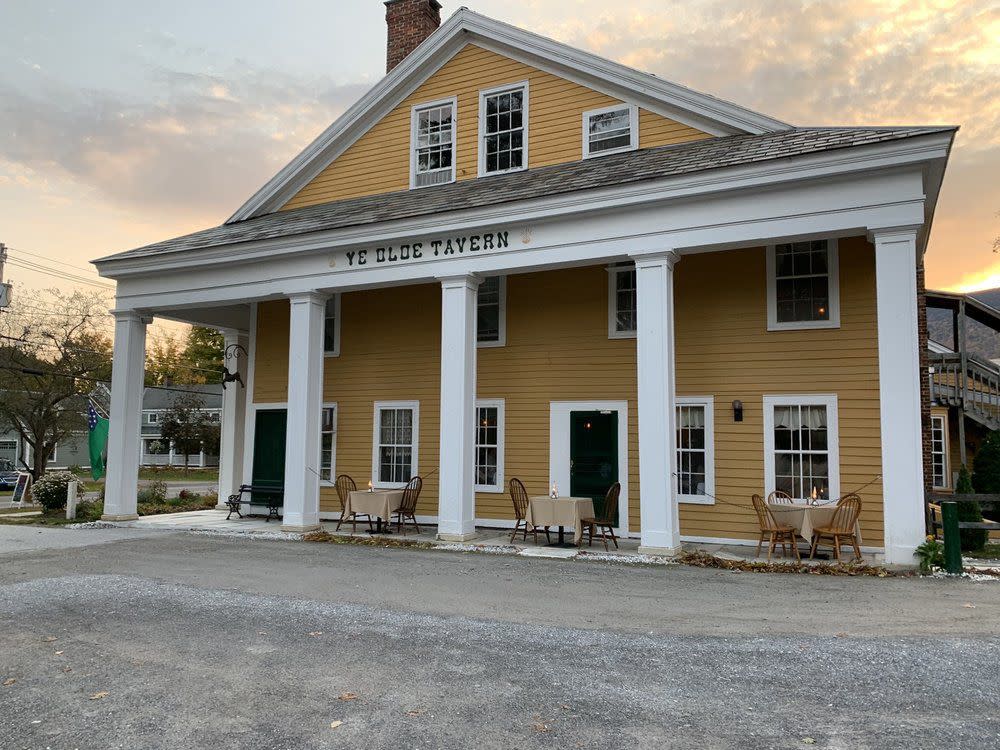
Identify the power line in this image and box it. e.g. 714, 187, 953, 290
0, 365, 222, 397
5, 258, 115, 290
8, 247, 101, 276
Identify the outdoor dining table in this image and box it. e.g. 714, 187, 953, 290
347, 489, 404, 534
767, 503, 863, 546
526, 496, 595, 547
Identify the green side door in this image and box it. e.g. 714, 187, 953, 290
569, 410, 619, 524
251, 409, 287, 507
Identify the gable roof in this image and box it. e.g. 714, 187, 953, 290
98, 126, 953, 265
227, 7, 791, 223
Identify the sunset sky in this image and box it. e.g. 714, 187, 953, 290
1, 0, 998, 298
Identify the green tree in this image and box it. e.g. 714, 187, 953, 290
185, 327, 225, 383
158, 392, 220, 473
0, 288, 112, 479
957, 463, 988, 552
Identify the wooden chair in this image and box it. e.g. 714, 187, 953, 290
751, 494, 800, 561
581, 482, 621, 551
508, 478, 550, 544
394, 476, 423, 535
767, 490, 794, 505
810, 494, 863, 562
334, 474, 373, 534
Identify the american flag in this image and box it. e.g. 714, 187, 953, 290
87, 401, 100, 431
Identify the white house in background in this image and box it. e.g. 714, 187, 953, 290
140, 384, 224, 468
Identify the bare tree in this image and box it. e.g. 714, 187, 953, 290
0, 288, 112, 478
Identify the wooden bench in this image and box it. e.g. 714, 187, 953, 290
226, 484, 283, 521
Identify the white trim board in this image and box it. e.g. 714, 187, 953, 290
372, 400, 421, 489
549, 400, 630, 537
762, 394, 840, 502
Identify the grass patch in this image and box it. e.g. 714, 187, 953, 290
137, 468, 219, 482
0, 492, 218, 526
678, 550, 898, 577
966, 543, 1000, 560
303, 530, 436, 550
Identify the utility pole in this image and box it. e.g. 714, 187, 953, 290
0, 242, 10, 309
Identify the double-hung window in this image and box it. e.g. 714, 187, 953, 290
767, 238, 840, 330
320, 404, 337, 483
372, 401, 419, 488
479, 82, 527, 175
583, 103, 638, 158
324, 295, 341, 357
608, 264, 637, 338
411, 98, 456, 188
676, 397, 715, 504
764, 395, 840, 502
477, 276, 506, 347
931, 414, 949, 490
474, 399, 505, 492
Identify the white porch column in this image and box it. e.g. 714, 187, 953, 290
281, 292, 328, 532
872, 227, 925, 565
633, 251, 681, 556
217, 330, 249, 508
437, 274, 480, 541
102, 310, 149, 521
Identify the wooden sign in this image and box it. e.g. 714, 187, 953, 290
343, 230, 512, 269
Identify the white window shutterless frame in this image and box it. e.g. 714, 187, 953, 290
766, 238, 840, 331
319, 403, 338, 484
930, 414, 948, 490
763, 394, 840, 502
608, 264, 637, 339
676, 397, 715, 505
474, 399, 505, 493
582, 103, 638, 158
478, 81, 528, 177
372, 401, 419, 489
477, 276, 506, 347
410, 97, 457, 189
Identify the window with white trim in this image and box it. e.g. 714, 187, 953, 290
931, 414, 948, 490
608, 264, 637, 338
147, 412, 158, 424
767, 239, 840, 330
480, 83, 527, 175
764, 395, 840, 502
373, 402, 418, 488
474, 399, 505, 492
320, 404, 338, 483
477, 276, 505, 346
411, 99, 456, 188
324, 295, 341, 357
676, 397, 714, 504
583, 103, 638, 158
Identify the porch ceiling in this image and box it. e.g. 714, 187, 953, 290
153, 303, 251, 332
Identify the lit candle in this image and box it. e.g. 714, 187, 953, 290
811, 486, 818, 505
551, 483, 558, 499
368, 481, 374, 493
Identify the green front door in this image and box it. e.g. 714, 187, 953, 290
569, 410, 619, 524
251, 409, 287, 506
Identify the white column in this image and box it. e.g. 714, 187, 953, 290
217, 330, 249, 508
281, 292, 327, 532
437, 275, 480, 541
872, 227, 926, 565
102, 310, 148, 521
633, 251, 681, 556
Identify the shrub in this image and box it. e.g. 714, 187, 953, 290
136, 480, 168, 505
955, 464, 984, 552
914, 535, 944, 574
31, 471, 78, 512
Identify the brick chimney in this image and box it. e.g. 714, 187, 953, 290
385, 0, 442, 73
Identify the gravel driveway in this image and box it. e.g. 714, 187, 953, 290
0, 528, 997, 749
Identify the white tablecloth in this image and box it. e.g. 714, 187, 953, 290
768, 503, 863, 545
526, 496, 595, 545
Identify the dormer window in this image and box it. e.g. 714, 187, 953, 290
479, 82, 528, 175
411, 98, 456, 188
583, 104, 638, 158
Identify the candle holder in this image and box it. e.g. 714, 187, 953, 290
550, 483, 558, 499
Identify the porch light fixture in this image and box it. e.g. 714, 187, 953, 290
732, 400, 744, 423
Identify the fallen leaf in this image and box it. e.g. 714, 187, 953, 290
802, 739, 816, 745
405, 709, 426, 717
54, 651, 64, 655
834, 632, 847, 638
62, 667, 73, 673
531, 722, 550, 733
963, 603, 976, 609
89, 691, 109, 700
559, 704, 571, 710
329, 720, 343, 729
2, 678, 15, 687
257, 631, 268, 636
308, 631, 324, 637
337, 692, 358, 701
43, 637, 57, 643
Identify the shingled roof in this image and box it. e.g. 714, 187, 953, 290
98, 126, 954, 264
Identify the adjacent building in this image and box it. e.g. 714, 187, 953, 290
93, 2, 955, 563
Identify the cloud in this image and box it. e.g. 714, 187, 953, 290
0, 64, 367, 223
